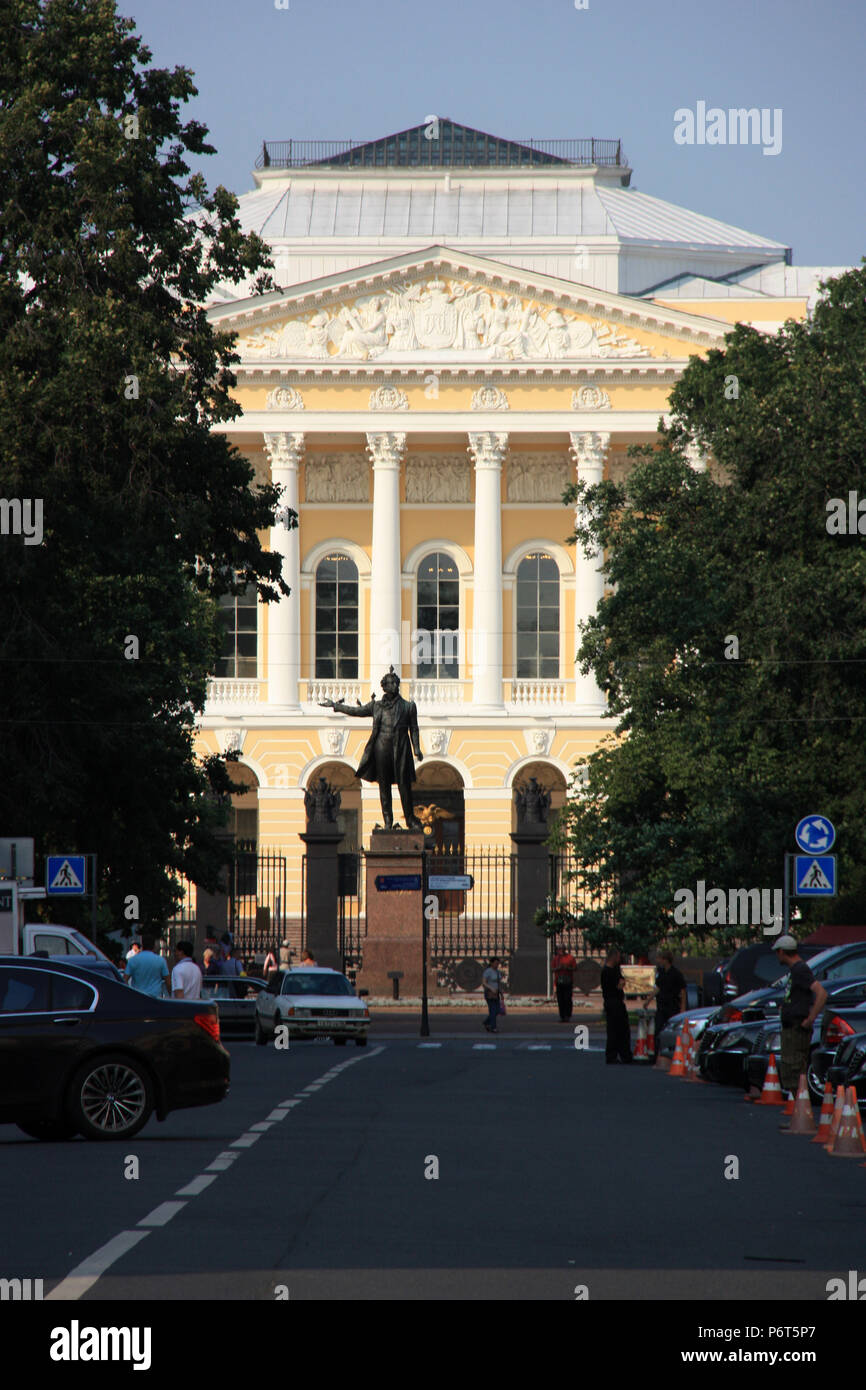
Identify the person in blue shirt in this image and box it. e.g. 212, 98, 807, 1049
124, 935, 169, 997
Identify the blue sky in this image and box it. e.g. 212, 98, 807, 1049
126, 0, 864, 267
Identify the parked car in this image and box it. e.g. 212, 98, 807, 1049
656, 1006, 718, 1058
712, 943, 826, 1001
199, 975, 267, 1037
811, 998, 866, 1103
702, 958, 732, 1007
0, 956, 229, 1141
726, 979, 866, 1100
698, 1020, 767, 1085
746, 1020, 783, 1094
712, 976, 866, 1028
827, 1031, 866, 1110
254, 967, 370, 1046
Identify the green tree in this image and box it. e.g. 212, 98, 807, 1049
557, 265, 866, 954
0, 0, 293, 927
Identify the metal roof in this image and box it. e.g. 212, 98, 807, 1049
236, 181, 788, 253
256, 122, 622, 169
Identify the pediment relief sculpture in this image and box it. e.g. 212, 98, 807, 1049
508, 454, 570, 503
304, 454, 370, 503
238, 278, 654, 363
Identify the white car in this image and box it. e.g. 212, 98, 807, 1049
254, 967, 370, 1046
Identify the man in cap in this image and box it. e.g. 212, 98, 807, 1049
773, 935, 827, 1097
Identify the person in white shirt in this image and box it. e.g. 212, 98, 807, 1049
171, 940, 202, 999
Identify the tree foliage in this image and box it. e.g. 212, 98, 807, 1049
555, 265, 866, 953
0, 0, 294, 926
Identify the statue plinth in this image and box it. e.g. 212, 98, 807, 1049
356, 832, 445, 998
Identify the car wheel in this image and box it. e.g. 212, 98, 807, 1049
333, 1037, 348, 1046
806, 1050, 825, 1105
68, 1055, 154, 1141
355, 1035, 368, 1047
16, 1118, 79, 1142
254, 1014, 268, 1046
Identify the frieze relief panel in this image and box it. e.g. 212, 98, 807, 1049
507, 454, 570, 503
237, 277, 655, 363
405, 456, 471, 503
304, 454, 370, 502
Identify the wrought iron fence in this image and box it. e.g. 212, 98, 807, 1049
229, 846, 288, 961
547, 850, 613, 955
426, 849, 515, 962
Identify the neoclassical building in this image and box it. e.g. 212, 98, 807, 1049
194, 120, 845, 938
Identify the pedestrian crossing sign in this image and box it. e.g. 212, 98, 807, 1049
794, 855, 836, 897
46, 855, 86, 895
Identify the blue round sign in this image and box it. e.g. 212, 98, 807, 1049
795, 815, 835, 854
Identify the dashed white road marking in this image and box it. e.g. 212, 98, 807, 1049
137, 1201, 187, 1228
46, 1044, 385, 1300
175, 1174, 218, 1197
526, 1045, 552, 1051
418, 1042, 442, 1048
45, 1231, 150, 1301
473, 1043, 497, 1050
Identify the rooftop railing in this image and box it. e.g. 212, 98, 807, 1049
256, 137, 624, 170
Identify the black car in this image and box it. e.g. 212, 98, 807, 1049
811, 999, 866, 1104
698, 1020, 767, 1084
734, 979, 866, 1101
199, 975, 267, 1036
0, 956, 230, 1142
827, 1031, 866, 1111
712, 943, 826, 1001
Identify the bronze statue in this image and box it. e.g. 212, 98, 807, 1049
319, 668, 423, 830
304, 775, 341, 825
514, 776, 551, 825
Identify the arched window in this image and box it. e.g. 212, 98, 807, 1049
315, 553, 359, 679
516, 553, 559, 678
416, 551, 459, 679
216, 584, 258, 677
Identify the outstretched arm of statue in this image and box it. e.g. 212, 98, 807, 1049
320, 699, 376, 717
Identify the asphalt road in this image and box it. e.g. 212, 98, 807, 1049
2, 1030, 865, 1301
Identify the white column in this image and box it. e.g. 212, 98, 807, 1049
569, 431, 610, 714
468, 431, 507, 709
366, 432, 405, 677
263, 431, 303, 709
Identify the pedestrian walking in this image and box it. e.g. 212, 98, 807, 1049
653, 950, 687, 1056
172, 940, 203, 1000
124, 935, 169, 998
551, 943, 577, 1021
482, 956, 504, 1033
600, 947, 632, 1063
300, 949, 318, 967
773, 935, 827, 1096
202, 948, 222, 977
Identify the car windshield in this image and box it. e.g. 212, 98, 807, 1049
283, 972, 353, 997
69, 930, 111, 962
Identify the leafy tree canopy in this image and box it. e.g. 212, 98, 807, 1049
555, 264, 866, 954
0, 0, 294, 927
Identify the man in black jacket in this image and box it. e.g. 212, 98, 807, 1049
600, 947, 633, 1064
320, 667, 423, 830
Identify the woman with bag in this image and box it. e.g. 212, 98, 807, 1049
482, 956, 505, 1033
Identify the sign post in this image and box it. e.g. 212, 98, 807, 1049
420, 846, 430, 1038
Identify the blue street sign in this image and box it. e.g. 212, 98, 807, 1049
46, 855, 86, 895
795, 815, 835, 854
794, 855, 836, 897
428, 875, 474, 891
375, 874, 422, 892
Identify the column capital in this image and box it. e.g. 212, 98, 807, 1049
263, 431, 305, 471
366, 431, 406, 468
569, 431, 610, 475
467, 431, 509, 469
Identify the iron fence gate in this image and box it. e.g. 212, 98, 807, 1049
229, 846, 288, 960
426, 849, 516, 970
548, 850, 613, 956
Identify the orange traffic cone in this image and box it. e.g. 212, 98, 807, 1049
635, 1014, 647, 1061
812, 1081, 836, 1143
827, 1088, 866, 1157
781, 1074, 816, 1134
757, 1053, 784, 1106
823, 1086, 846, 1150
669, 1031, 686, 1078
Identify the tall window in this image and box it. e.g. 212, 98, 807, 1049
216, 585, 258, 678
315, 553, 359, 679
416, 551, 459, 679
516, 553, 559, 678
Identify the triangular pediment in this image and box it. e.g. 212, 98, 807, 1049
211, 246, 733, 366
